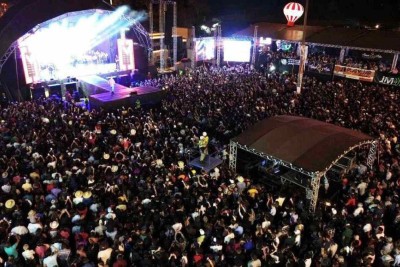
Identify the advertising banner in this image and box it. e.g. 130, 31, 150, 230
307, 62, 334, 75
374, 72, 400, 87
334, 65, 375, 82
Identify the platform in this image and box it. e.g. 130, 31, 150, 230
84, 75, 164, 109
188, 156, 223, 173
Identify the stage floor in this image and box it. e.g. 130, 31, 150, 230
84, 75, 164, 109
189, 156, 223, 173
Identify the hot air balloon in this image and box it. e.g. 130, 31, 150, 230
283, 2, 304, 27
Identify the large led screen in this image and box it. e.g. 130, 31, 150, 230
195, 38, 215, 61
223, 39, 251, 62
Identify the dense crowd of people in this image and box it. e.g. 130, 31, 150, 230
260, 48, 398, 73
0, 65, 399, 267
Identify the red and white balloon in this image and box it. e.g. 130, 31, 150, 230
283, 2, 304, 27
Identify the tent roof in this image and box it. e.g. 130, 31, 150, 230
234, 22, 400, 53
232, 116, 374, 173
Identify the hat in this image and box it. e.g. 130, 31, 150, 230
103, 153, 110, 160
111, 165, 118, 173
5, 199, 15, 209
172, 223, 182, 232
116, 204, 127, 211
71, 215, 81, 223
118, 195, 128, 202
2, 171, 8, 179
110, 129, 117, 135
199, 229, 205, 235
50, 221, 59, 229
83, 191, 92, 199
75, 191, 84, 198
237, 176, 244, 183
178, 161, 185, 169
27, 210, 37, 218
363, 223, 372, 232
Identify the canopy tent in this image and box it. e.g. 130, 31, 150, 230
229, 115, 377, 212
234, 22, 400, 53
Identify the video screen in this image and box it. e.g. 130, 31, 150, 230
17, 7, 140, 84
223, 39, 251, 62
195, 38, 215, 61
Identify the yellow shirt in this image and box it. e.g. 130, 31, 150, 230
248, 188, 258, 198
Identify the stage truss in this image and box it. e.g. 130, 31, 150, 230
229, 139, 378, 213
0, 9, 151, 74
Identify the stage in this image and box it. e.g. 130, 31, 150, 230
84, 75, 164, 109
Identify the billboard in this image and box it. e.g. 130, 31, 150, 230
334, 65, 375, 82
223, 39, 251, 62
374, 72, 400, 87
195, 38, 215, 61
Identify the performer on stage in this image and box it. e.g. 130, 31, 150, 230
199, 132, 209, 164
109, 77, 116, 95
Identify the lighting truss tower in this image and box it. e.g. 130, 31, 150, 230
216, 24, 222, 67
172, 2, 177, 68
251, 25, 258, 66
191, 26, 196, 69
149, 0, 177, 72
158, 0, 165, 72
149, 2, 154, 64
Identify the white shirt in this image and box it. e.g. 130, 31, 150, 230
22, 249, 35, 260
43, 254, 58, 267
28, 223, 42, 234
393, 253, 400, 266
224, 232, 235, 244
270, 206, 276, 216
353, 206, 364, 217
304, 258, 312, 267
357, 182, 367, 196
98, 248, 113, 264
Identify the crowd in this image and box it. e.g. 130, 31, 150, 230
260, 48, 398, 73
0, 65, 399, 267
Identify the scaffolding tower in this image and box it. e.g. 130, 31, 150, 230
149, 0, 177, 72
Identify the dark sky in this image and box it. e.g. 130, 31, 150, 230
205, 0, 400, 28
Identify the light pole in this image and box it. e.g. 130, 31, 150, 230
297, 0, 309, 94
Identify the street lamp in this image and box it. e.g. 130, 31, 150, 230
296, 0, 309, 94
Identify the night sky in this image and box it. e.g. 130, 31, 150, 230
203, 0, 400, 30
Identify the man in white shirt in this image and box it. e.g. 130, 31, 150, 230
98, 242, 113, 265
43, 253, 58, 267
357, 180, 368, 196
109, 77, 116, 94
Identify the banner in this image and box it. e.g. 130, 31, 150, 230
307, 62, 334, 75
278, 58, 333, 75
374, 72, 400, 86
334, 65, 375, 82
